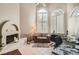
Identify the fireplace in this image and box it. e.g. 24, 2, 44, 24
6, 34, 18, 44
0, 20, 19, 46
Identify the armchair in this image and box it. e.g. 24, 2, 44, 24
50, 34, 63, 49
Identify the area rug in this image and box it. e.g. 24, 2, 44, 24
1, 49, 22, 55
32, 43, 50, 48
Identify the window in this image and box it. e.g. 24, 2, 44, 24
51, 9, 64, 34
36, 8, 48, 33
71, 6, 79, 35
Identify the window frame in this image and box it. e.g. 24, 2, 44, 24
36, 8, 48, 33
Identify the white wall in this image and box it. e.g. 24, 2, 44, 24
20, 3, 36, 35
1, 3, 78, 37
0, 3, 20, 29
20, 3, 68, 35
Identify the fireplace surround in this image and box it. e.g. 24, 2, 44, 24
0, 20, 19, 47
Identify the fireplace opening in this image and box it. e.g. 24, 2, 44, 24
6, 34, 18, 44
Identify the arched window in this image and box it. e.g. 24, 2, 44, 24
51, 9, 64, 34
71, 6, 79, 35
36, 4, 48, 33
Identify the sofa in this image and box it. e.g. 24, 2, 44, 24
33, 33, 50, 43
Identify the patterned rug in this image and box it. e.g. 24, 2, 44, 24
1, 49, 21, 55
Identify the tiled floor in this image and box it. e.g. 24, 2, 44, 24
0, 38, 53, 55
